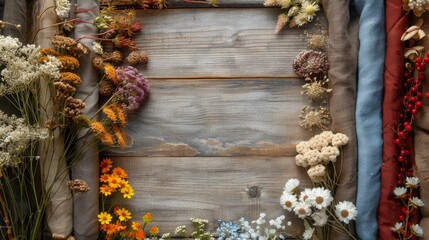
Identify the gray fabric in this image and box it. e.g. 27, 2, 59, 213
36, 0, 73, 237
71, 0, 100, 239
2, 0, 28, 43
322, 0, 359, 239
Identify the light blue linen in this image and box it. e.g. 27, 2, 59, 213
353, 0, 386, 239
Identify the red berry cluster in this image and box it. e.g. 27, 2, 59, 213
395, 54, 429, 182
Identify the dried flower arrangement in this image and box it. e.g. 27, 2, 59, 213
264, 0, 321, 32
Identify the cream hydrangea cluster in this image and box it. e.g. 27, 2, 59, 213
0, 35, 61, 96
0, 110, 48, 167
295, 131, 349, 182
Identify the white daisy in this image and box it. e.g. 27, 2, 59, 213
284, 178, 300, 194
410, 197, 425, 207
393, 187, 407, 197
299, 188, 314, 204
311, 208, 328, 226
310, 187, 333, 209
302, 226, 314, 240
293, 201, 312, 219
411, 223, 423, 237
390, 222, 403, 232
406, 177, 420, 188
335, 201, 358, 224
300, 1, 320, 21
280, 192, 298, 211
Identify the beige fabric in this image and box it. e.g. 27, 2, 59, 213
416, 14, 429, 237
36, 0, 73, 237
322, 0, 359, 239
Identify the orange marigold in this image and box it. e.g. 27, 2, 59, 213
149, 226, 159, 236
102, 106, 117, 122
142, 212, 153, 224
90, 121, 107, 135
100, 184, 114, 196
100, 158, 113, 173
60, 72, 82, 87
112, 167, 128, 178
107, 174, 122, 189
135, 229, 146, 240
104, 63, 119, 84
131, 221, 141, 231
100, 174, 110, 183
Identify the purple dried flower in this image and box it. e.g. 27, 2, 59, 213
115, 66, 150, 111
292, 50, 329, 78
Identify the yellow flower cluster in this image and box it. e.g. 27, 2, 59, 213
90, 104, 128, 148
98, 159, 160, 239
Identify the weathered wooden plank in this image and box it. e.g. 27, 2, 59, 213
101, 0, 264, 7
109, 156, 311, 237
132, 8, 320, 78
105, 78, 315, 157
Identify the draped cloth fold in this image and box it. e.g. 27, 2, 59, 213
71, 0, 100, 239
353, 0, 385, 239
378, 0, 410, 239
322, 0, 359, 239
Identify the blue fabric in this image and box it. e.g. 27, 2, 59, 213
353, 0, 385, 239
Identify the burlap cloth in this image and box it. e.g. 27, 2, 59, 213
322, 0, 359, 239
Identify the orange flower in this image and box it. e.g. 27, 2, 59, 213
135, 229, 146, 240
112, 167, 128, 178
98, 212, 112, 225
104, 63, 119, 84
60, 72, 82, 87
90, 121, 106, 135
113, 126, 127, 148
131, 221, 141, 231
114, 221, 127, 232
108, 174, 122, 189
40, 48, 60, 56
142, 212, 153, 224
120, 184, 135, 199
149, 226, 159, 236
116, 208, 132, 222
100, 158, 113, 173
100, 174, 110, 182
100, 184, 114, 196
100, 132, 115, 146
112, 104, 127, 126
103, 105, 117, 122
57, 55, 80, 70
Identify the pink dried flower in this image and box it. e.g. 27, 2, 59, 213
115, 66, 150, 111
293, 50, 329, 78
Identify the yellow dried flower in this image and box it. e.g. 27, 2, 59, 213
60, 72, 82, 86
40, 48, 60, 56
112, 104, 127, 126
90, 121, 107, 135
113, 126, 127, 148
57, 55, 80, 70
103, 106, 117, 122
100, 132, 115, 146
104, 63, 119, 84
301, 76, 332, 102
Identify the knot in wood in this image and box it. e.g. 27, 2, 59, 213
248, 185, 261, 198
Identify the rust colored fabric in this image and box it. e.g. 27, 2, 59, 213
379, 0, 410, 239
322, 0, 359, 239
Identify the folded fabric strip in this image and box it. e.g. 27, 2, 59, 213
379, 0, 410, 238
322, 0, 359, 239
71, 0, 100, 239
353, 0, 385, 239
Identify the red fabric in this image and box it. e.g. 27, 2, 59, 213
379, 0, 418, 239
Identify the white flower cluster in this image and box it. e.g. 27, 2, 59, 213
238, 213, 288, 239
280, 179, 357, 239
295, 131, 349, 182
0, 110, 48, 167
55, 0, 71, 20
0, 35, 61, 96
